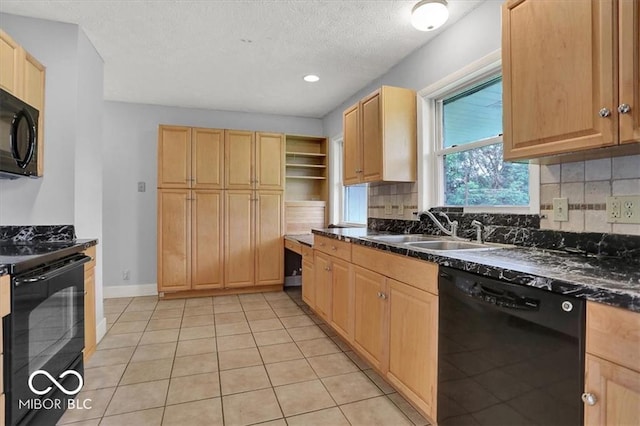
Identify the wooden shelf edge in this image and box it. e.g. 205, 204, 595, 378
285, 200, 326, 207
285, 175, 326, 180
286, 151, 327, 157
285, 163, 327, 168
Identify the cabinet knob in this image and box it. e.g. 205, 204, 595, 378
325, 267, 331, 272
618, 103, 631, 114
598, 108, 611, 118
380, 292, 387, 300
330, 246, 337, 251
581, 392, 597, 406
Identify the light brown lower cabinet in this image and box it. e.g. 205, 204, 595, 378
83, 246, 97, 360
1, 273, 10, 417
255, 191, 284, 286
158, 189, 224, 292
225, 190, 255, 288
352, 265, 387, 372
386, 278, 438, 418
302, 242, 439, 422
584, 354, 640, 425
301, 246, 315, 307
584, 301, 640, 425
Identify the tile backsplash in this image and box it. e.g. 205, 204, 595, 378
540, 155, 640, 235
367, 154, 640, 236
367, 182, 418, 220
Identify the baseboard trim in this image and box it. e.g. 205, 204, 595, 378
96, 317, 107, 343
103, 283, 158, 299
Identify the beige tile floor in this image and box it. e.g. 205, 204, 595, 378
58, 289, 429, 426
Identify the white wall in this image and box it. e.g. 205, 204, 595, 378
102, 101, 323, 288
322, 0, 502, 137
0, 13, 107, 337
0, 15, 79, 223
75, 29, 105, 330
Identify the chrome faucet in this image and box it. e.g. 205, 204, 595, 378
471, 220, 483, 243
419, 211, 462, 239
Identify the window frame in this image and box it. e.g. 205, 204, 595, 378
329, 136, 367, 227
417, 50, 539, 214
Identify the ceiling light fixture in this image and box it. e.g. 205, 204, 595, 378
411, 0, 449, 31
303, 74, 320, 83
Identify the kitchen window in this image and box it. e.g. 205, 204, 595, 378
418, 51, 539, 213
330, 138, 367, 225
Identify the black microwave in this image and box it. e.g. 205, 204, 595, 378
0, 88, 39, 179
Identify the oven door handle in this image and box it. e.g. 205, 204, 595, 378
14, 255, 91, 286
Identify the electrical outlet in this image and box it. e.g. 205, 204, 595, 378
384, 203, 393, 215
122, 269, 130, 281
553, 198, 569, 222
607, 195, 640, 224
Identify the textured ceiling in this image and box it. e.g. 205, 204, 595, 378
0, 1, 484, 118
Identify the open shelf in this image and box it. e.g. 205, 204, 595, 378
285, 134, 329, 233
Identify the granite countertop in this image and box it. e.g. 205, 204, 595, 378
311, 228, 640, 313
285, 234, 314, 247
0, 239, 98, 275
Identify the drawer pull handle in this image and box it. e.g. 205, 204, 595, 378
581, 392, 597, 406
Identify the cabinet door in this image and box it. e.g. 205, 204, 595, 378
502, 0, 615, 159
192, 190, 224, 289
158, 126, 192, 188
361, 91, 383, 182
330, 257, 353, 342
23, 52, 45, 176
256, 132, 284, 190
256, 191, 284, 285
314, 251, 332, 321
619, 0, 640, 143
0, 29, 21, 95
225, 190, 255, 287
387, 279, 437, 419
192, 128, 224, 189
84, 265, 96, 360
343, 103, 362, 185
158, 189, 191, 291
225, 130, 254, 189
353, 265, 387, 370
302, 256, 315, 308
584, 354, 640, 426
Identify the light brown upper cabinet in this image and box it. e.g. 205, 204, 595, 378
502, 0, 640, 161
0, 29, 46, 176
0, 29, 21, 94
225, 130, 285, 190
158, 126, 224, 189
343, 86, 417, 185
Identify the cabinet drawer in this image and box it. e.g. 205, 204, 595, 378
302, 245, 314, 259
0, 275, 10, 317
352, 244, 438, 295
284, 239, 302, 255
587, 301, 640, 371
83, 245, 97, 269
314, 235, 351, 262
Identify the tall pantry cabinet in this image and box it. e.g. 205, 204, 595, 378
157, 125, 284, 295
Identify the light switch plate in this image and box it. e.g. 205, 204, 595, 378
553, 198, 568, 222
384, 203, 393, 215
607, 195, 640, 224
137, 182, 146, 192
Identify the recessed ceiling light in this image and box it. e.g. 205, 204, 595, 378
303, 74, 320, 83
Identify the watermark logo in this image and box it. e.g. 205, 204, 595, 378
19, 369, 91, 412
28, 370, 84, 396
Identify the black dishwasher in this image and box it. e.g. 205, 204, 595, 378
438, 267, 584, 426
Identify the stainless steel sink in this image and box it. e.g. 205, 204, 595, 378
365, 234, 439, 243
405, 240, 495, 251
